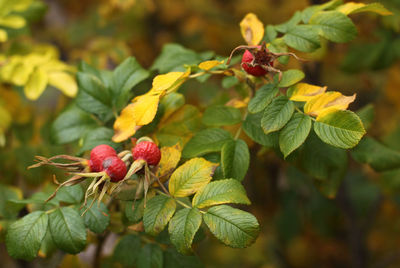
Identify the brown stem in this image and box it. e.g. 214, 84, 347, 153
93, 232, 109, 268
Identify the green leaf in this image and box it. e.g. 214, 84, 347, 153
6, 211, 48, 261
203, 205, 259, 248
243, 112, 279, 147
51, 104, 98, 144
298, 132, 347, 198
54, 185, 83, 204
113, 234, 141, 267
261, 96, 295, 134
221, 139, 250, 181
39, 230, 57, 258
169, 158, 217, 197
160, 92, 185, 119
302, 0, 344, 23
182, 128, 232, 158
49, 207, 87, 254
137, 243, 164, 268
80, 200, 110, 234
143, 195, 176, 236
76, 72, 113, 121
192, 179, 250, 208
351, 137, 400, 172
202, 105, 242, 126
314, 110, 365, 149
151, 43, 202, 73
269, 38, 290, 65
168, 208, 202, 254
112, 57, 150, 110
283, 25, 321, 53
309, 11, 357, 43
163, 247, 203, 268
78, 61, 101, 78
202, 153, 224, 180
356, 104, 374, 130
278, 69, 305, 87
80, 127, 120, 153
222, 76, 239, 88
248, 84, 279, 114
274, 11, 302, 33
0, 184, 22, 219
264, 25, 277, 42
125, 199, 145, 223
279, 113, 312, 158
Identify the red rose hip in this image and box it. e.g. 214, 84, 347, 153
89, 144, 117, 172
102, 156, 127, 182
241, 49, 268, 77
132, 141, 161, 166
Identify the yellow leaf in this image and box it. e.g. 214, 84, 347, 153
113, 94, 160, 142
156, 144, 182, 180
24, 67, 48, 100
240, 13, 264, 46
337, 2, 392, 16
47, 72, 78, 97
169, 158, 218, 197
151, 71, 186, 93
0, 29, 7, 42
11, 62, 34, 86
198, 60, 224, 71
304, 92, 356, 117
0, 15, 26, 29
225, 97, 249, 108
289, 83, 327, 102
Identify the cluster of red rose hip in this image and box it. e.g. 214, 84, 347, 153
30, 139, 162, 212
89, 141, 161, 182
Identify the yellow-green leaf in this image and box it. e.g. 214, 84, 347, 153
240, 13, 264, 46
198, 60, 224, 71
169, 158, 218, 197
24, 68, 48, 100
337, 2, 392, 16
113, 94, 160, 142
289, 83, 327, 102
0, 15, 26, 29
156, 144, 182, 180
304, 92, 356, 117
47, 72, 78, 98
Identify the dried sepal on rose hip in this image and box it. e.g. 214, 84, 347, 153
28, 144, 131, 215
227, 41, 304, 80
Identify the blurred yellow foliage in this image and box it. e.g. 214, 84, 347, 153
0, 45, 77, 100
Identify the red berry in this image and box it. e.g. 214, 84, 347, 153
102, 156, 127, 182
241, 49, 267, 77
89, 144, 117, 172
132, 141, 161, 166
241, 48, 274, 77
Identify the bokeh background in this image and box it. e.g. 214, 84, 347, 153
2, 0, 400, 267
